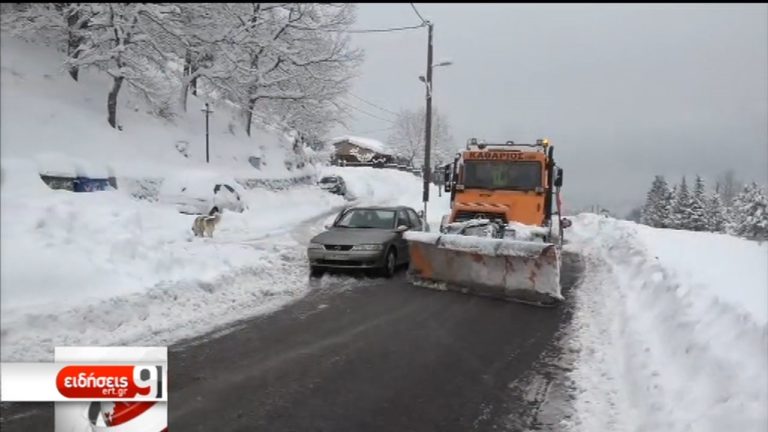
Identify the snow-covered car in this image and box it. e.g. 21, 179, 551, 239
318, 175, 347, 196
159, 176, 246, 215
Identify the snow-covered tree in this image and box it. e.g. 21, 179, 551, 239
729, 183, 768, 241
2, 3, 361, 137
55, 4, 182, 128
705, 190, 726, 233
717, 169, 740, 207
641, 175, 672, 228
205, 3, 361, 137
387, 107, 455, 167
669, 177, 691, 229
687, 175, 709, 231
1, 3, 96, 81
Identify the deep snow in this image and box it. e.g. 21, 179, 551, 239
563, 214, 767, 432
0, 159, 442, 361
0, 158, 347, 360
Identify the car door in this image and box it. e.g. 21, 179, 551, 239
396, 209, 412, 264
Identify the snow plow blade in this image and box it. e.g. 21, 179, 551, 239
404, 232, 563, 306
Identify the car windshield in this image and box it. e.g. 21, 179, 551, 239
320, 177, 338, 184
335, 209, 396, 229
463, 161, 542, 191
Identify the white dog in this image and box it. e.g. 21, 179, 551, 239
191, 206, 222, 238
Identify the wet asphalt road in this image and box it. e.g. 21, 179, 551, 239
1, 253, 582, 432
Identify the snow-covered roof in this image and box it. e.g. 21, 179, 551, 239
331, 135, 390, 155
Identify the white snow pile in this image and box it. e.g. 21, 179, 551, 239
320, 166, 451, 228
404, 231, 550, 258
330, 135, 389, 154
0, 159, 345, 361
564, 213, 767, 432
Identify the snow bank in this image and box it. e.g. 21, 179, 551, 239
635, 227, 768, 324
0, 161, 345, 361
564, 214, 767, 432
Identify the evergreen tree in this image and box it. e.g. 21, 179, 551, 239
664, 185, 677, 228
705, 191, 726, 233
730, 183, 768, 241
688, 175, 708, 231
641, 176, 672, 228
670, 177, 692, 229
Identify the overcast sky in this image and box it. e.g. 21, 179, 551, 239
331, 3, 768, 215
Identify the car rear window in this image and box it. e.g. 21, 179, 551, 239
336, 209, 396, 229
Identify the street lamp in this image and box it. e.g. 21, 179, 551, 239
418, 22, 452, 221
201, 102, 213, 163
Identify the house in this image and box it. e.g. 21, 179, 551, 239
330, 136, 393, 167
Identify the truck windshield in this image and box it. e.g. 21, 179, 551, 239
463, 161, 542, 190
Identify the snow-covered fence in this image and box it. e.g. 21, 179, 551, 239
236, 174, 314, 191
119, 177, 164, 202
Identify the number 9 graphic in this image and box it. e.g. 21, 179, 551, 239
133, 366, 163, 399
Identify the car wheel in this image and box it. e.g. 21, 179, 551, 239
379, 248, 397, 278
310, 266, 325, 278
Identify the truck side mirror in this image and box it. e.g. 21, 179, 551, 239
554, 168, 564, 187
443, 164, 451, 192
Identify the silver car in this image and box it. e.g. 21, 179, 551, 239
307, 206, 428, 278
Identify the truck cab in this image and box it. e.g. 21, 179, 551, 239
443, 138, 564, 228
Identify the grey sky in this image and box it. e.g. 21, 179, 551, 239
331, 3, 768, 216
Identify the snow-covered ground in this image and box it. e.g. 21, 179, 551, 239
0, 157, 442, 361
564, 214, 768, 432
0, 158, 346, 360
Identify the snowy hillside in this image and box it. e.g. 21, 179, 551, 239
0, 37, 309, 180
564, 214, 767, 432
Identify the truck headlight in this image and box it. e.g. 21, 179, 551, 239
352, 244, 383, 251
308, 242, 324, 250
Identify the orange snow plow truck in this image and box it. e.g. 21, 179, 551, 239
405, 138, 571, 307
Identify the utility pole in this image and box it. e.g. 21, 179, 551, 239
201, 102, 213, 163
422, 21, 434, 220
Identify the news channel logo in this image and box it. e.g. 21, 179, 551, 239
54, 347, 167, 432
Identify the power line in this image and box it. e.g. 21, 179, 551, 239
338, 99, 396, 124
347, 93, 400, 116
346, 23, 426, 33
410, 3, 428, 25
307, 23, 426, 34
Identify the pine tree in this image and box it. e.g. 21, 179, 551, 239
705, 191, 726, 233
670, 177, 693, 230
730, 183, 768, 241
641, 176, 672, 228
688, 175, 709, 231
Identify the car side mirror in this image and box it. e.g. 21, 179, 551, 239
396, 225, 409, 233
417, 210, 424, 219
